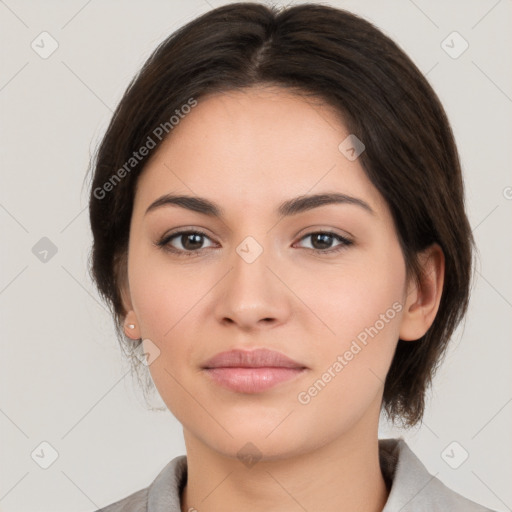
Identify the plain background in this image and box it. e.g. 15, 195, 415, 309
0, 0, 511, 510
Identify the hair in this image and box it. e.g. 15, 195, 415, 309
87, 2, 474, 427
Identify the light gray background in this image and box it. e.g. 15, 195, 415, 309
1, 1, 511, 511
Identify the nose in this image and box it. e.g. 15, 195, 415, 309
213, 241, 292, 332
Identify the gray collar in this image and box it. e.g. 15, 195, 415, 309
134, 438, 493, 511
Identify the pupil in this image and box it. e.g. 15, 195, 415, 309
313, 233, 332, 249
183, 233, 203, 250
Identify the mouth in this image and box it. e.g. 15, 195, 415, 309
201, 348, 308, 394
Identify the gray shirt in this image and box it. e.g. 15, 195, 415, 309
94, 438, 497, 511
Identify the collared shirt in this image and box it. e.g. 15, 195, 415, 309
94, 438, 496, 511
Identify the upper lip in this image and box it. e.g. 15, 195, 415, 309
202, 348, 306, 369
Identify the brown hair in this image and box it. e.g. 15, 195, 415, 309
87, 2, 474, 427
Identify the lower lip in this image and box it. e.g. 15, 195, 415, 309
203, 367, 306, 393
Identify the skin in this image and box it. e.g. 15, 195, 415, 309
120, 86, 444, 512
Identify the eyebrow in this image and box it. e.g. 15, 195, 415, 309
144, 192, 375, 218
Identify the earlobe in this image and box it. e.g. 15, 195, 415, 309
123, 310, 141, 339
399, 244, 445, 341
119, 274, 141, 339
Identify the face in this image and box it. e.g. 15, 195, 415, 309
123, 86, 411, 460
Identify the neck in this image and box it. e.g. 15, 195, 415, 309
180, 409, 389, 512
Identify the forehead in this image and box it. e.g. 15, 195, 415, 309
133, 86, 388, 219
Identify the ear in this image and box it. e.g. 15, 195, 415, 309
399, 244, 445, 341
117, 254, 141, 340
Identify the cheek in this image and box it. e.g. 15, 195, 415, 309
300, 243, 406, 396
127, 248, 217, 404
296, 246, 406, 353
128, 245, 212, 341
293, 272, 404, 439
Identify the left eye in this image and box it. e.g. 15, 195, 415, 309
295, 231, 352, 253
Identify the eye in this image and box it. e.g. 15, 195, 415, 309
295, 231, 353, 254
156, 229, 216, 257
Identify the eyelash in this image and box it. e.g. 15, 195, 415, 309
155, 229, 353, 258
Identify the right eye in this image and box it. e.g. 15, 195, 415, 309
156, 230, 217, 257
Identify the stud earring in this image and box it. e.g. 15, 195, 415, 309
127, 324, 135, 329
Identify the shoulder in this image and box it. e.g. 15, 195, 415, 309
91, 455, 187, 512
94, 488, 148, 512
379, 438, 497, 512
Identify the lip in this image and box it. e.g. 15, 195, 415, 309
202, 349, 308, 394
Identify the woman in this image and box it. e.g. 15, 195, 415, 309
87, 3, 496, 511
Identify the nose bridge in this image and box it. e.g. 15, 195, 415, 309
229, 233, 274, 302
214, 231, 289, 328
233, 235, 270, 287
